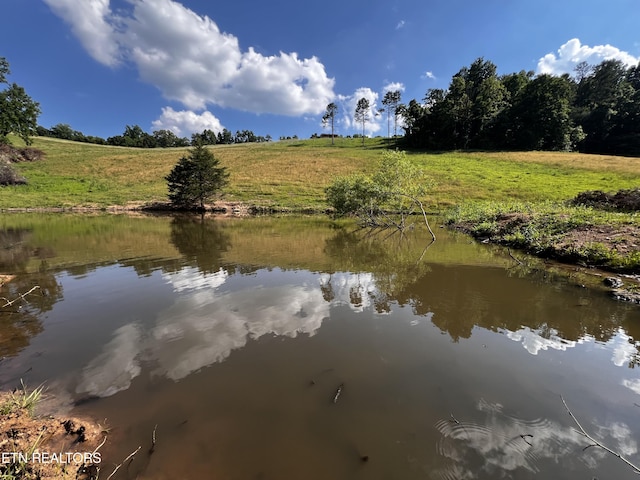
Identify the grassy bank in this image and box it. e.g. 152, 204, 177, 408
1, 136, 640, 210
446, 200, 640, 272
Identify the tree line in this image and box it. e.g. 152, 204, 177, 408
4, 54, 640, 156
36, 123, 272, 148
398, 57, 640, 156
326, 57, 639, 156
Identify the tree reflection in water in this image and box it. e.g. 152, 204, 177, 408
0, 228, 62, 357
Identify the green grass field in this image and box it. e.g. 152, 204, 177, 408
1, 136, 639, 210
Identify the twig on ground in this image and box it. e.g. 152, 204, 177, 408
561, 395, 640, 474
106, 445, 141, 480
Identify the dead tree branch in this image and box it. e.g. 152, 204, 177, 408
507, 248, 524, 266
1, 286, 40, 308
106, 445, 141, 480
149, 424, 157, 454
395, 193, 436, 242
561, 395, 640, 474
92, 436, 107, 456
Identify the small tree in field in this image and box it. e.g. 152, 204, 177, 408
325, 150, 436, 240
166, 144, 229, 210
322, 102, 338, 145
354, 97, 370, 146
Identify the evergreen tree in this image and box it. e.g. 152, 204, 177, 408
354, 98, 370, 146
322, 102, 338, 144
166, 144, 229, 210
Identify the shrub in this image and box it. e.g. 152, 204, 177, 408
0, 162, 26, 185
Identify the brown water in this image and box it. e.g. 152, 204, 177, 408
1, 213, 640, 479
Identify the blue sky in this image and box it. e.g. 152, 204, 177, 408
2, 0, 639, 141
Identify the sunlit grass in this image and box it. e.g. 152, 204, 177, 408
0, 380, 45, 416
1, 136, 639, 209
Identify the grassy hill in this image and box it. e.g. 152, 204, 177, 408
1, 136, 639, 210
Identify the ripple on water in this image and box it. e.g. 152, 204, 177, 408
433, 399, 573, 479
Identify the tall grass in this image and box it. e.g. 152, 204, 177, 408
0, 380, 45, 416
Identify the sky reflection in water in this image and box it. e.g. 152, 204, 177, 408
2, 215, 640, 479
68, 263, 640, 478
76, 269, 379, 397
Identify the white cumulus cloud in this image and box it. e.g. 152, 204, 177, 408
151, 107, 224, 136
383, 82, 405, 93
538, 38, 639, 76
44, 0, 335, 116
423, 71, 436, 80
43, 0, 121, 66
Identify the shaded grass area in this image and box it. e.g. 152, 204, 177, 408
1, 136, 640, 210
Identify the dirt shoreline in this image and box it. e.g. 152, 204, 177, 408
450, 214, 640, 303
0, 200, 327, 215
0, 392, 106, 479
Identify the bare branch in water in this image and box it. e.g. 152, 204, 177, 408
149, 424, 158, 454
106, 445, 142, 480
507, 248, 524, 266
92, 436, 107, 456
1, 285, 40, 308
561, 395, 640, 475
333, 383, 344, 404
520, 434, 533, 446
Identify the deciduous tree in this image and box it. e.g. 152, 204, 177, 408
0, 58, 41, 145
325, 150, 435, 239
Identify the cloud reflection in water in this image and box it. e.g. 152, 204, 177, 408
76, 323, 142, 397
77, 268, 374, 397
505, 327, 581, 355
434, 398, 637, 479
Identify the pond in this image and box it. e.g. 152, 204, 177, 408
1, 213, 639, 479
